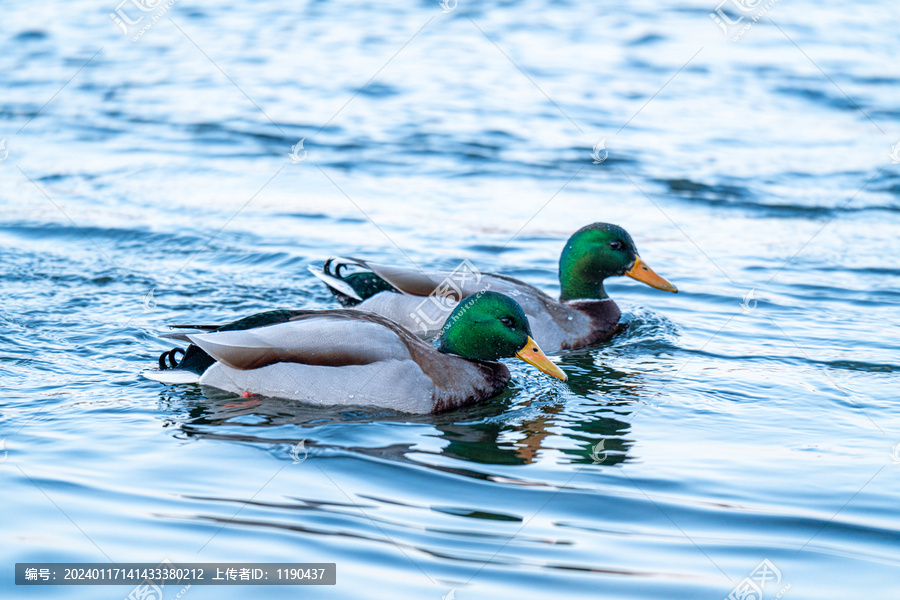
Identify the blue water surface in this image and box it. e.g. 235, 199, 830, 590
2, 0, 900, 598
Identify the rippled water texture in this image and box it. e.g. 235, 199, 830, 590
3, 0, 900, 598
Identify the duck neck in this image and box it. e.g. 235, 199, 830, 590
559, 255, 610, 301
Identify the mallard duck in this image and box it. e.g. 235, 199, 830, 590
309, 223, 677, 352
143, 292, 566, 414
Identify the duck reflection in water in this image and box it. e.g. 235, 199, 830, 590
156, 347, 646, 469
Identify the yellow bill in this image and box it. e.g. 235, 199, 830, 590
516, 336, 567, 381
625, 255, 678, 293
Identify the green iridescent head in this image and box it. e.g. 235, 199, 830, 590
558, 223, 677, 301
438, 291, 566, 380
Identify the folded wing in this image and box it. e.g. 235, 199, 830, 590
187, 314, 413, 371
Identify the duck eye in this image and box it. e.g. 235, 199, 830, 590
609, 241, 624, 250
500, 317, 513, 327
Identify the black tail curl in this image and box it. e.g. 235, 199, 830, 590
158, 347, 185, 370
156, 344, 216, 375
